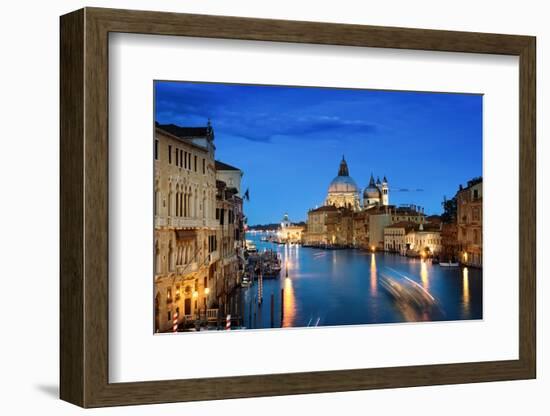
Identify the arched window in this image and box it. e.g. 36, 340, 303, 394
193, 189, 198, 218
168, 240, 174, 271
179, 187, 183, 217
168, 186, 173, 217
174, 185, 179, 217
202, 190, 207, 219
155, 240, 161, 274
154, 180, 160, 216
187, 189, 191, 217
212, 190, 216, 219
185, 187, 189, 217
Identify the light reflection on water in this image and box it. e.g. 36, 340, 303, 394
463, 267, 470, 314
420, 260, 430, 290
282, 277, 296, 327
370, 253, 377, 296
243, 233, 482, 329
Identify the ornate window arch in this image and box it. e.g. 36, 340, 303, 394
155, 239, 161, 274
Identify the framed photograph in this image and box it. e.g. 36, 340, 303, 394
60, 7, 536, 408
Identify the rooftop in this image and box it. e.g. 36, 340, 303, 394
156, 122, 212, 138
309, 205, 339, 213
215, 160, 241, 171
385, 221, 417, 234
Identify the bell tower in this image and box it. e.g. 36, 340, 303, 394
381, 175, 389, 206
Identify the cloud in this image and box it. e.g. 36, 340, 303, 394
215, 114, 378, 142
155, 82, 380, 143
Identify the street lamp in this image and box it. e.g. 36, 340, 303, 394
205, 287, 210, 296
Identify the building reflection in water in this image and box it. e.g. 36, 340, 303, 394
462, 267, 470, 314
420, 260, 429, 290
282, 276, 296, 327
370, 253, 377, 295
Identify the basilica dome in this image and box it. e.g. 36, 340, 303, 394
328, 175, 359, 194
327, 156, 359, 195
325, 156, 360, 211
363, 186, 381, 199
363, 174, 381, 199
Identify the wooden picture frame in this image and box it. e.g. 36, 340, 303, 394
60, 7, 536, 408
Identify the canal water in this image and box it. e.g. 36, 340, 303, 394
242, 233, 482, 329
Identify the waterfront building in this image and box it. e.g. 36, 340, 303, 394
325, 156, 361, 211
440, 223, 459, 261
325, 208, 354, 246
369, 205, 426, 250
214, 174, 245, 314
384, 221, 416, 254
303, 205, 339, 245
154, 124, 217, 332
277, 213, 305, 243
368, 207, 394, 250
352, 210, 370, 249
384, 221, 441, 256
457, 178, 483, 267
404, 222, 442, 256
215, 160, 243, 196
154, 123, 245, 332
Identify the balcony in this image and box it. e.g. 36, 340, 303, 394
169, 217, 203, 229
160, 217, 221, 229
175, 262, 199, 276
205, 218, 220, 229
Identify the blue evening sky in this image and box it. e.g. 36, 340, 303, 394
155, 81, 482, 225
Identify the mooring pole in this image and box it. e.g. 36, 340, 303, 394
258, 259, 263, 305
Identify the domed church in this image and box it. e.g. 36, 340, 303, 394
324, 156, 390, 212
325, 156, 361, 211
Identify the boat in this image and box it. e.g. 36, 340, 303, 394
379, 273, 437, 314
245, 239, 258, 253
440, 262, 459, 267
